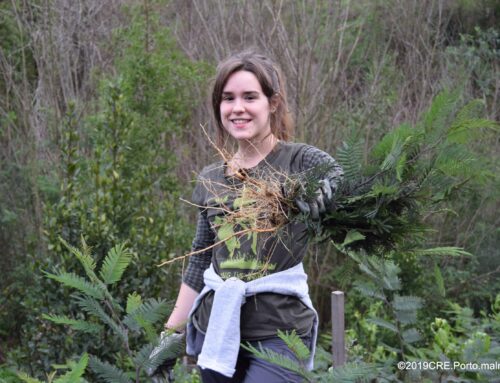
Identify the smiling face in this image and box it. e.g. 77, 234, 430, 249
219, 70, 274, 143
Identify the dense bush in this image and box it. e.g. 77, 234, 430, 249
1, 7, 210, 377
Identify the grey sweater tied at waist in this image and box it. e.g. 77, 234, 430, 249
186, 262, 318, 378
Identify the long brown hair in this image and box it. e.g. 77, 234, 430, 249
211, 51, 294, 148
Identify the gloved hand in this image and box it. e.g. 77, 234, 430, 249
147, 331, 185, 383
295, 178, 334, 220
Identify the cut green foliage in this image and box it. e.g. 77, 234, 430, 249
294, 91, 499, 253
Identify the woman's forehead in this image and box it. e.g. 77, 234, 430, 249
223, 70, 263, 93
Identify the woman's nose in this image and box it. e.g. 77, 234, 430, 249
233, 99, 245, 113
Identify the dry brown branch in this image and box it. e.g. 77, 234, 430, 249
157, 226, 279, 267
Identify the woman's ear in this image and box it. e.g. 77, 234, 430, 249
270, 93, 280, 113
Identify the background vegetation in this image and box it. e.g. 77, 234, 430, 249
1, 0, 498, 381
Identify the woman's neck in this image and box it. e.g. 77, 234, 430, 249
231, 133, 278, 170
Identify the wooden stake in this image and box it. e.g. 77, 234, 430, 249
331, 290, 346, 367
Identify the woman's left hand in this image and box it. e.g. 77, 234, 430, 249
295, 178, 334, 220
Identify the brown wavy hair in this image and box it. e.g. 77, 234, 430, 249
211, 51, 294, 148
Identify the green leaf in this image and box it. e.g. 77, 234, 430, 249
380, 137, 404, 172
396, 153, 407, 181
434, 263, 446, 297
89, 356, 132, 383
59, 236, 99, 283
132, 343, 154, 371
277, 329, 310, 361
214, 195, 228, 204
99, 243, 133, 285
233, 196, 255, 209
342, 230, 365, 247
337, 138, 363, 181
138, 334, 184, 373
17, 373, 43, 383
371, 123, 414, 160
326, 362, 378, 382
353, 280, 385, 300
54, 353, 88, 383
366, 317, 398, 333
402, 328, 422, 344
370, 183, 398, 196
241, 342, 312, 380
42, 314, 102, 334
393, 295, 423, 325
422, 90, 459, 134
123, 298, 171, 332
126, 292, 142, 314
393, 295, 423, 311
74, 295, 126, 342
408, 246, 472, 257
44, 271, 105, 299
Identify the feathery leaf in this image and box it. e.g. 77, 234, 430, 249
17, 373, 43, 383
140, 333, 184, 374
407, 246, 472, 257
53, 353, 88, 383
337, 137, 363, 182
126, 292, 142, 314
44, 271, 105, 299
402, 328, 422, 344
99, 243, 133, 285
59, 236, 99, 283
42, 314, 102, 334
367, 317, 398, 333
277, 329, 310, 361
321, 362, 378, 382
241, 342, 312, 380
123, 298, 171, 332
353, 280, 386, 300
89, 356, 132, 383
74, 295, 126, 342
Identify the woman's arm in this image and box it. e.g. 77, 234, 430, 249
164, 282, 199, 331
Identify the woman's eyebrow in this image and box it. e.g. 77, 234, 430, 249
222, 91, 260, 95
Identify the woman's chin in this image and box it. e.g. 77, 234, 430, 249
229, 132, 255, 141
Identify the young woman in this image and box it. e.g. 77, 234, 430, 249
164, 51, 343, 383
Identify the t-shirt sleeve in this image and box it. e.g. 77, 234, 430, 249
182, 170, 215, 292
299, 145, 344, 193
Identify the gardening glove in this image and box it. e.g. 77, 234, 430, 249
147, 331, 185, 383
295, 178, 334, 220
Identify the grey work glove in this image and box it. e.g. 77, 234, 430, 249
147, 331, 185, 383
295, 178, 334, 220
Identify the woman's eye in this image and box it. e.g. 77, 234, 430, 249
245, 95, 256, 100
222, 95, 233, 101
